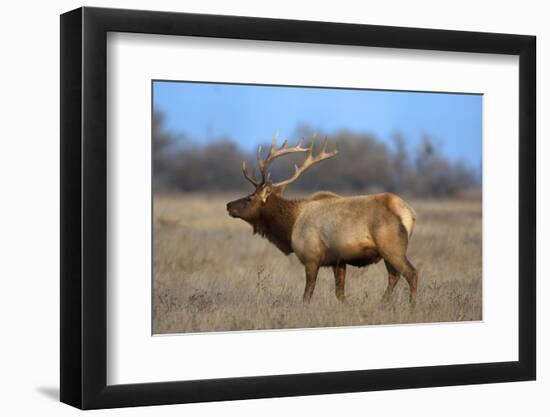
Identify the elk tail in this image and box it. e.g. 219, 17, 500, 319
389, 195, 416, 239
400, 204, 416, 238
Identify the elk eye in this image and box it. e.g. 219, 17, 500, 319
247, 196, 253, 202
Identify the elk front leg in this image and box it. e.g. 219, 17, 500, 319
303, 262, 320, 303
332, 264, 347, 303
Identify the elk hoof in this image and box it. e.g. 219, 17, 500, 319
337, 295, 348, 304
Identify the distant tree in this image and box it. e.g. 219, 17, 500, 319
411, 134, 477, 196
152, 111, 181, 189
168, 140, 251, 191
389, 132, 412, 194
152, 114, 479, 197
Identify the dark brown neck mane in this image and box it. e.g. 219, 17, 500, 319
253, 193, 303, 255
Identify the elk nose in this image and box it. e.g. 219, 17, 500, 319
226, 203, 235, 217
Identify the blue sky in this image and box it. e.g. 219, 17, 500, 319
153, 81, 482, 165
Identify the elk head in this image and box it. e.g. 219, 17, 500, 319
226, 136, 338, 223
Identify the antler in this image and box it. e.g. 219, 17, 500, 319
256, 135, 310, 184
242, 161, 261, 188
271, 138, 338, 190
241, 134, 338, 190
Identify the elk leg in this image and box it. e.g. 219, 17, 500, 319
406, 262, 418, 306
382, 260, 400, 302
386, 257, 418, 306
332, 264, 347, 303
376, 225, 418, 306
303, 262, 320, 303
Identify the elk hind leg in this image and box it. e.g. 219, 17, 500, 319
303, 262, 320, 303
382, 260, 400, 302
377, 224, 418, 306
332, 264, 347, 303
387, 256, 417, 306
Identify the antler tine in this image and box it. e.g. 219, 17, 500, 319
272, 131, 280, 145
242, 160, 261, 189
270, 136, 277, 153
257, 144, 263, 167
271, 138, 339, 191
308, 137, 315, 156
321, 137, 328, 153
255, 136, 311, 185
257, 144, 268, 183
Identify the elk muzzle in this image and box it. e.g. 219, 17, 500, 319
226, 197, 249, 219
226, 201, 238, 218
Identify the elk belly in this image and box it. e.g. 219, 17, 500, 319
324, 239, 382, 267
345, 248, 382, 268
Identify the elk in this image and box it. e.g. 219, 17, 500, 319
226, 137, 418, 304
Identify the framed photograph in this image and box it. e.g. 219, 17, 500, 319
60, 6, 536, 409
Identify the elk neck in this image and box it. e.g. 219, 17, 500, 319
255, 192, 303, 254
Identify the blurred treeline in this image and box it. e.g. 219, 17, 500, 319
153, 111, 480, 197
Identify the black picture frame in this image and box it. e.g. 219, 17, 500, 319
60, 6, 536, 410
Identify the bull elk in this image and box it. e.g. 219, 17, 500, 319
226, 137, 418, 304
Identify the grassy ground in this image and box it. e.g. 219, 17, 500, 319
153, 193, 482, 334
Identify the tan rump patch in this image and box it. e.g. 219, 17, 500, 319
387, 194, 416, 238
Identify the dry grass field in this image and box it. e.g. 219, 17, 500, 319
153, 193, 482, 334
